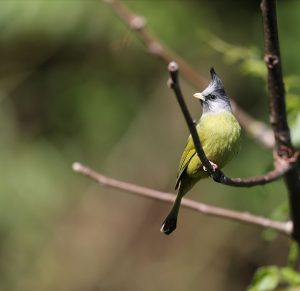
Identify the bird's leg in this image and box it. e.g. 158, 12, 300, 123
203, 161, 218, 172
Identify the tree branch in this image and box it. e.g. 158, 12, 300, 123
72, 162, 292, 236
261, 0, 300, 242
104, 0, 274, 149
167, 61, 293, 187
96, 0, 299, 240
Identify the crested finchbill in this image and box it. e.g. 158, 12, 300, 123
161, 68, 241, 235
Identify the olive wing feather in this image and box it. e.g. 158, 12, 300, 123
175, 136, 196, 190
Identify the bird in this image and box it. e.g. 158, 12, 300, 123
161, 68, 241, 235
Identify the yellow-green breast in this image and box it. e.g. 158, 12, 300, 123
176, 111, 241, 188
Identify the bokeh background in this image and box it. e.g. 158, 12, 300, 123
0, 1, 299, 290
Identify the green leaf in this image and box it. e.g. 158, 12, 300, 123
248, 266, 280, 291
281, 267, 300, 286
249, 266, 300, 291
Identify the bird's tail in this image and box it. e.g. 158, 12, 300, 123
160, 179, 194, 235
160, 193, 183, 235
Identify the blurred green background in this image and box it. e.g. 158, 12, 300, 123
0, 1, 299, 290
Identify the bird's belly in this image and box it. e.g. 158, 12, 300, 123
186, 112, 241, 178
204, 131, 238, 168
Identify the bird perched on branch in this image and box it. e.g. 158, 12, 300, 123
161, 68, 241, 235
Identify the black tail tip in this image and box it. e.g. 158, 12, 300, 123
160, 217, 177, 235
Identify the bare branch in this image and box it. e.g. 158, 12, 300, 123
72, 162, 292, 236
104, 0, 275, 149
167, 62, 215, 174
261, 0, 300, 242
168, 61, 292, 187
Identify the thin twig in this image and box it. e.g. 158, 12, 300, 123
72, 162, 292, 236
168, 61, 292, 187
104, 0, 275, 149
168, 62, 214, 174
261, 0, 300, 242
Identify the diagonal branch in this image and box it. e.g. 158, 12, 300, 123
72, 162, 292, 236
104, 0, 275, 149
167, 61, 293, 187
261, 0, 300, 243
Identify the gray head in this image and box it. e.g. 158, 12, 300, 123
193, 68, 232, 115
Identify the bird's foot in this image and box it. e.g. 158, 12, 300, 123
203, 161, 219, 172
160, 217, 177, 235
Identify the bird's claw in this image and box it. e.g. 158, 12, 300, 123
203, 161, 218, 172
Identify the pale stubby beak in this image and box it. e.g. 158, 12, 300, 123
193, 92, 206, 102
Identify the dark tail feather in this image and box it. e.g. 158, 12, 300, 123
160, 194, 183, 235
160, 216, 177, 235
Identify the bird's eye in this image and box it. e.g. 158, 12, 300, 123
210, 94, 216, 100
